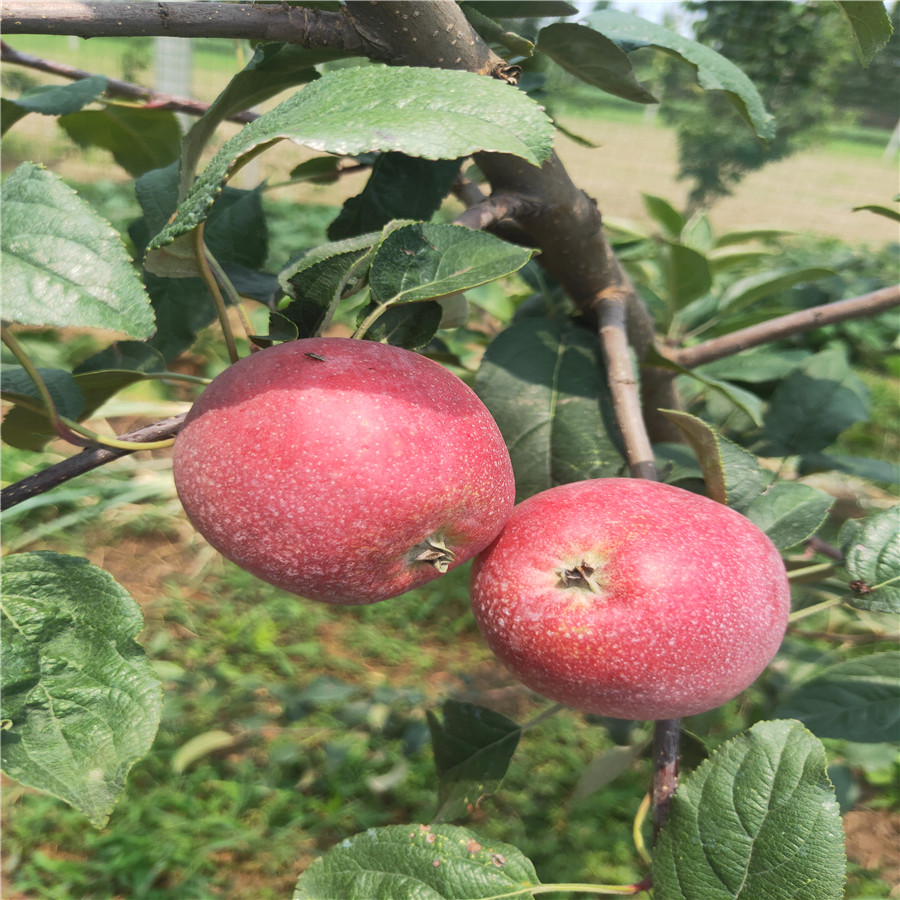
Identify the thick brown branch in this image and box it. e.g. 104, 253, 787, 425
0, 415, 186, 511
0, 2, 363, 50
668, 284, 900, 369
0, 41, 258, 123
453, 192, 542, 232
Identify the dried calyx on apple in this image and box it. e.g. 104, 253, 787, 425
470, 478, 791, 721
173, 337, 515, 605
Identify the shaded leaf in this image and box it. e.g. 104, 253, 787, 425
536, 23, 657, 104
665, 240, 712, 309
293, 823, 539, 899
642, 193, 684, 237
474, 318, 625, 503
0, 552, 163, 828
836, 1, 894, 66
696, 346, 810, 384
653, 720, 845, 900
798, 452, 899, 487
427, 700, 521, 822
466, 1, 577, 16
59, 106, 181, 177
2, 75, 108, 134
148, 66, 553, 254
328, 154, 462, 240
839, 508, 900, 612
853, 203, 900, 222
717, 266, 835, 314
586, 9, 776, 140
461, 4, 535, 57
1, 163, 155, 338
744, 481, 833, 550
761, 347, 870, 456
659, 410, 763, 509
775, 653, 900, 743
358, 300, 444, 351
367, 222, 534, 307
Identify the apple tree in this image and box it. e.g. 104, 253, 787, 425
2, 2, 899, 898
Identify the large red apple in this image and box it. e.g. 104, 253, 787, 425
470, 478, 790, 720
173, 337, 515, 604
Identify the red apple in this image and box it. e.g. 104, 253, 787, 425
470, 478, 790, 720
173, 337, 515, 604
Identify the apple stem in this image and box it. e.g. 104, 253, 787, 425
651, 717, 680, 841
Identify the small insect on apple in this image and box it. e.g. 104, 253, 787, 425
173, 337, 515, 604
470, 478, 791, 720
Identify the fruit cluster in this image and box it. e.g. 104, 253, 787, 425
174, 339, 790, 720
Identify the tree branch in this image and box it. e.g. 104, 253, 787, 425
0, 415, 186, 511
0, 40, 259, 123
667, 284, 900, 369
0, 2, 364, 50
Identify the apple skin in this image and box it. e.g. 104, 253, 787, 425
173, 338, 515, 605
469, 478, 790, 720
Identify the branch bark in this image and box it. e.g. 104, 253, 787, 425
0, 416, 186, 511
0, 40, 259, 123
0, 2, 364, 49
667, 284, 900, 369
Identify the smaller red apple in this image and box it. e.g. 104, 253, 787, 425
173, 338, 515, 605
470, 478, 790, 720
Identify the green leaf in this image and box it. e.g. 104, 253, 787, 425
2, 75, 109, 134
358, 300, 444, 351
0, 552, 163, 828
59, 106, 181, 178
279, 232, 379, 339
696, 347, 811, 384
293, 823, 539, 900
799, 452, 899, 487
852, 203, 900, 222
836, 1, 894, 66
653, 720, 845, 900
367, 223, 535, 309
288, 156, 342, 184
717, 266, 835, 314
585, 9, 776, 141
665, 240, 712, 309
328, 154, 462, 241
461, 4, 536, 57
1, 163, 155, 338
427, 701, 521, 822
474, 318, 625, 503
761, 347, 870, 456
465, 1, 577, 16
839, 508, 900, 612
658, 410, 763, 509
775, 653, 900, 743
181, 41, 350, 188
744, 481, 833, 550
642, 193, 684, 237
172, 730, 238, 775
148, 66, 553, 253
536, 23, 657, 104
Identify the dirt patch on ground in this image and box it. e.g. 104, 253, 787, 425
844, 808, 900, 894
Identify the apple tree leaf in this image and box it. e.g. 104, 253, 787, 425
584, 9, 776, 141
328, 153, 462, 241
761, 347, 870, 457
774, 653, 900, 743
717, 266, 835, 315
0, 552, 163, 829
642, 193, 685, 238
1, 75, 108, 134
466, 1, 577, 17
743, 481, 834, 551
653, 720, 845, 900
1, 163, 155, 338
536, 22, 657, 104
853, 203, 900, 222
474, 317, 625, 503
427, 700, 521, 823
293, 823, 539, 900
836, 1, 894, 66
838, 509, 900, 612
147, 65, 553, 256
59, 106, 181, 178
658, 410, 763, 509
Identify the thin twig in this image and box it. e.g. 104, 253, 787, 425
0, 415, 187, 511
596, 293, 658, 481
651, 718, 680, 840
0, 41, 259, 123
667, 285, 900, 369
453, 192, 542, 231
